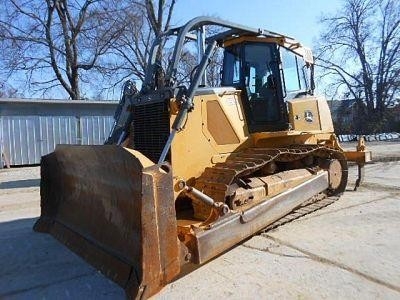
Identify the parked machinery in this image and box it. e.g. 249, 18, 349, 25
34, 17, 371, 299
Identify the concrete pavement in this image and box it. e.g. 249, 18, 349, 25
156, 160, 400, 299
0, 141, 399, 299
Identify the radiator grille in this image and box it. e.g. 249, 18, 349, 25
131, 101, 170, 163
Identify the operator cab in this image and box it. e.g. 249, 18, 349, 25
221, 39, 313, 133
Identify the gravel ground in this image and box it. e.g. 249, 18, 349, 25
0, 140, 399, 299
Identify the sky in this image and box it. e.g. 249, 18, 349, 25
173, 0, 343, 49
2, 0, 345, 99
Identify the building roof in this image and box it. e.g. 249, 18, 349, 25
0, 98, 118, 105
0, 98, 118, 117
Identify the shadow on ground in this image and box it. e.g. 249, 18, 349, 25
0, 179, 40, 189
0, 218, 124, 300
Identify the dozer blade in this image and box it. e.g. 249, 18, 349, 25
33, 145, 180, 299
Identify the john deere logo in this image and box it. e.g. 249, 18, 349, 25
304, 110, 313, 122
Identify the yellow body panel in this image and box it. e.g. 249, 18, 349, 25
201, 89, 249, 152
170, 89, 252, 190
287, 97, 334, 132
253, 131, 337, 148
206, 100, 240, 145
170, 88, 338, 195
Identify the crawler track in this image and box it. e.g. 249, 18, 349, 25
194, 145, 348, 219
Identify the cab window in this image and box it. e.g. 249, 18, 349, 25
222, 46, 241, 86
280, 48, 308, 94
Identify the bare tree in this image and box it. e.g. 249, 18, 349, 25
0, 0, 127, 99
169, 24, 224, 88
109, 0, 222, 89
109, 0, 176, 84
316, 0, 400, 119
0, 80, 19, 98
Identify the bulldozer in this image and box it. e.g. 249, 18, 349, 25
34, 17, 371, 299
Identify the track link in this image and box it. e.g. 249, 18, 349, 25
195, 145, 346, 202
193, 145, 348, 220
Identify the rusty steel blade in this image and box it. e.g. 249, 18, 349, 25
33, 145, 180, 299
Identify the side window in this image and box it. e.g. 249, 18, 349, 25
280, 48, 307, 93
222, 47, 241, 86
248, 66, 256, 94
232, 58, 241, 84
281, 49, 300, 92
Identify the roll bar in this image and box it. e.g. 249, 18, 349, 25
142, 16, 302, 91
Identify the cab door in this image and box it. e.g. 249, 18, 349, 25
222, 42, 289, 133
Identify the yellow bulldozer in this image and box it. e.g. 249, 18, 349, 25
34, 17, 371, 299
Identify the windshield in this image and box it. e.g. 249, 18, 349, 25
243, 43, 276, 94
